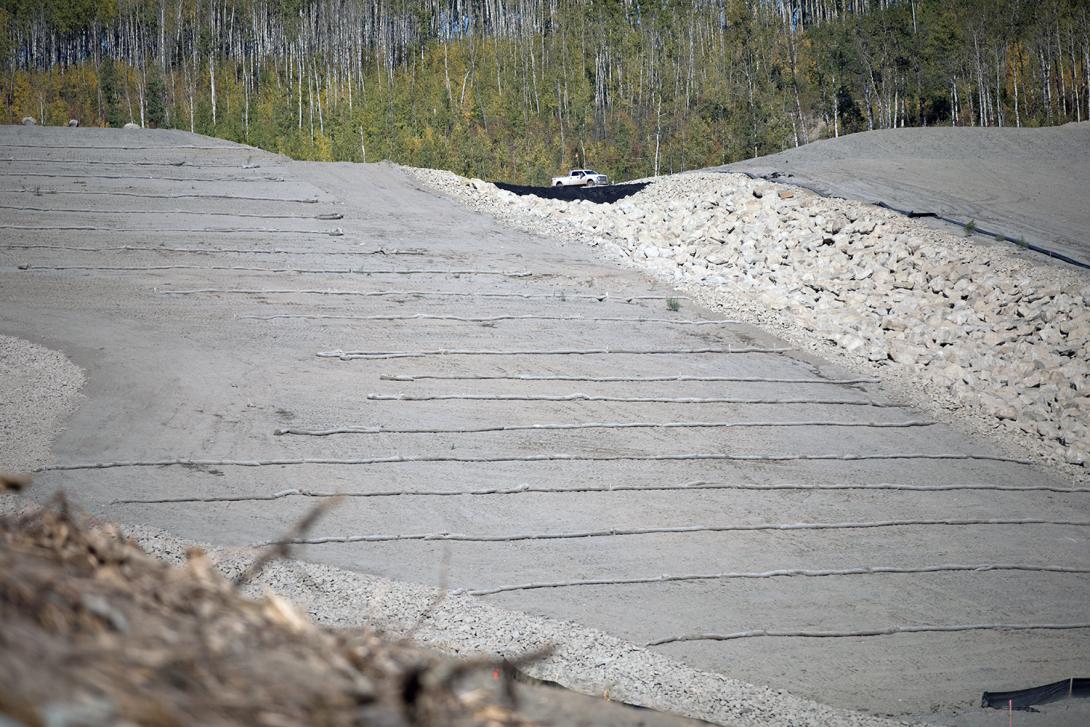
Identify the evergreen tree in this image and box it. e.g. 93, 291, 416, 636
146, 71, 166, 128
97, 57, 122, 128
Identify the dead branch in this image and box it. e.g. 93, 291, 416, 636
234, 495, 344, 586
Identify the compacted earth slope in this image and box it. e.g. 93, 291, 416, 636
1, 125, 1088, 726
415, 170, 1090, 478
713, 122, 1090, 267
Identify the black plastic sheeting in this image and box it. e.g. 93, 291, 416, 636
982, 677, 1090, 710
492, 181, 649, 205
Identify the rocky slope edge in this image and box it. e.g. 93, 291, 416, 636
410, 169, 1090, 477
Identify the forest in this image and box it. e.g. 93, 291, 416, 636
2, 0, 1089, 184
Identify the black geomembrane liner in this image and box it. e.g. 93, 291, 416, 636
982, 677, 1090, 709
492, 180, 649, 204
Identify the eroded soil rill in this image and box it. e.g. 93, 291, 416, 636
1, 126, 1088, 727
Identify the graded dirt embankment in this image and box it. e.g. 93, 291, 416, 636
415, 169, 1090, 479
2, 125, 1088, 727
713, 122, 1090, 268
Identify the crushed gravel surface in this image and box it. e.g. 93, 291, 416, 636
0, 334, 83, 472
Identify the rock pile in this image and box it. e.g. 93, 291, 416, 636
413, 168, 1090, 472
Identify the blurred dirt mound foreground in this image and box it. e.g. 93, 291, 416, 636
0, 498, 533, 727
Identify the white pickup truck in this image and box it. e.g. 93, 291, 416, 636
551, 169, 610, 187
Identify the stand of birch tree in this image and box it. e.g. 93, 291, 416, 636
3, 0, 1088, 183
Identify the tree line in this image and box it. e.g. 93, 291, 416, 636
2, 0, 1088, 184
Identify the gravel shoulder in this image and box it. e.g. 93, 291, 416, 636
0, 334, 84, 473
122, 518, 913, 727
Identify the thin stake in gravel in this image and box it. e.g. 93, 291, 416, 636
244, 313, 739, 325
274, 419, 935, 437
463, 563, 1090, 596
264, 518, 1090, 546
160, 288, 681, 303
22, 265, 532, 277
365, 393, 888, 405
382, 374, 879, 384
39, 451, 1033, 472
645, 623, 1090, 645
111, 480, 1090, 505
320, 346, 790, 360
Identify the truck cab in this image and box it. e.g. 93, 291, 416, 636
552, 169, 610, 187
